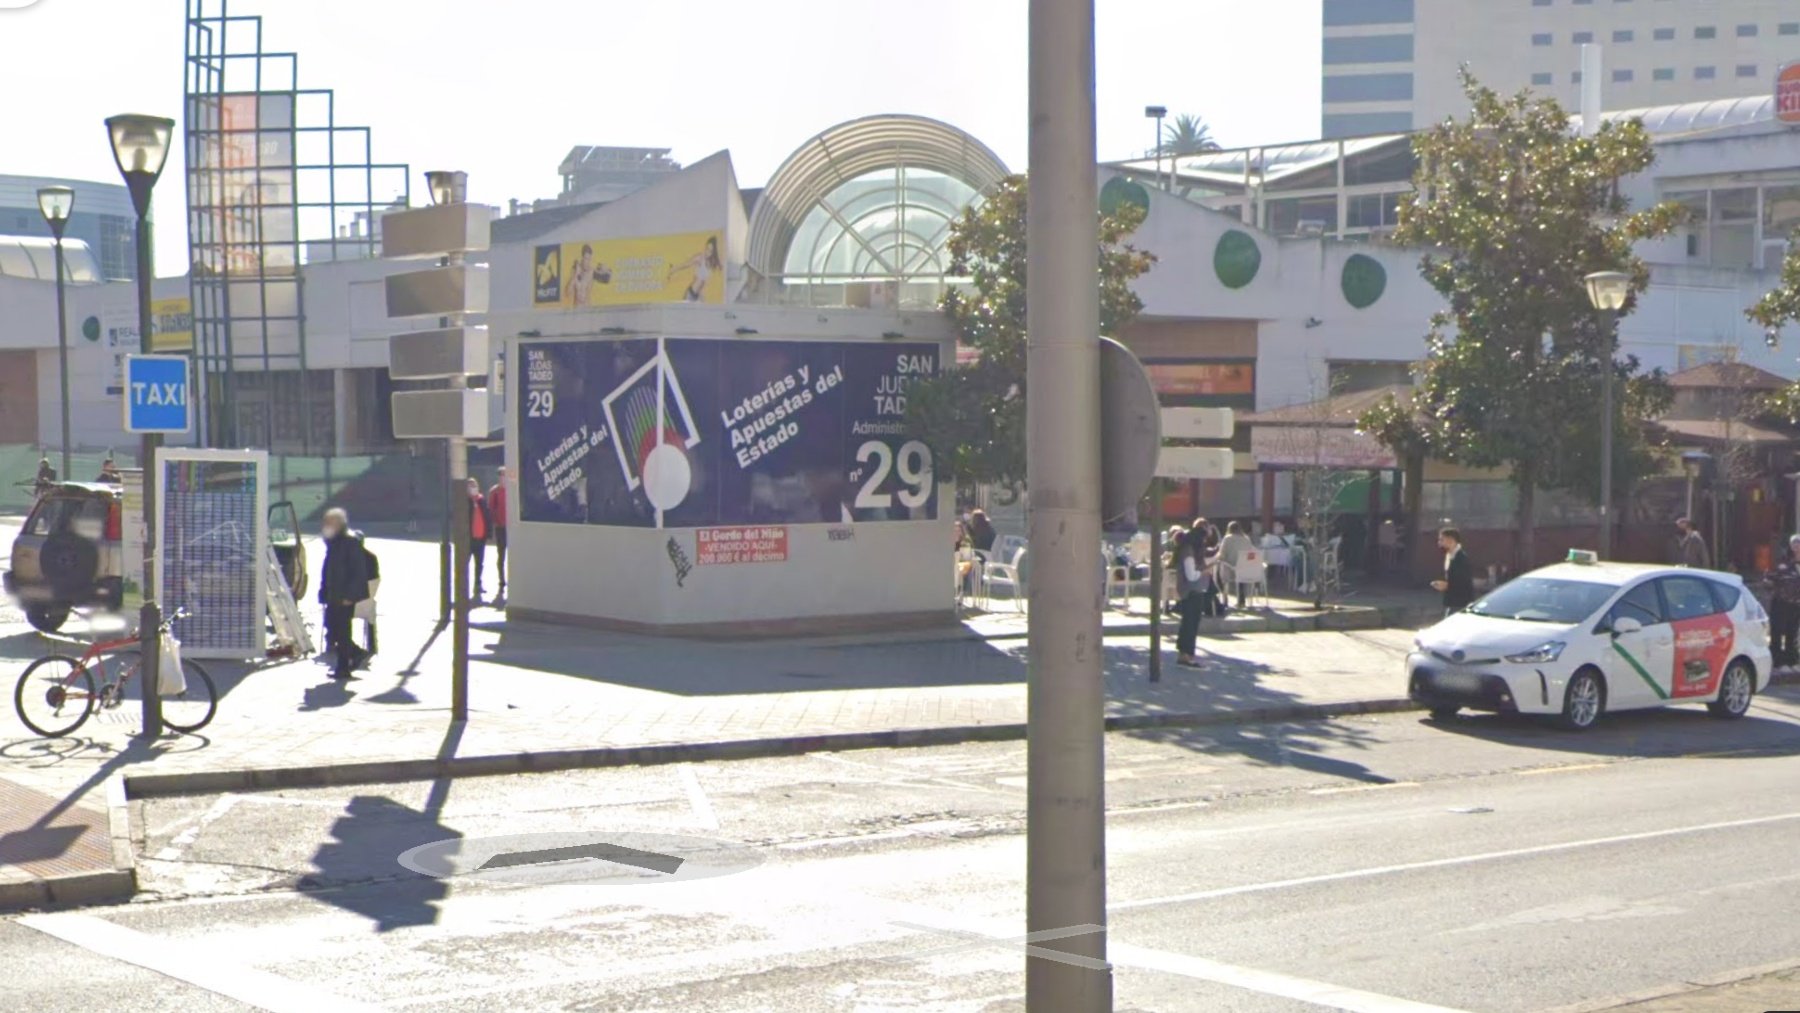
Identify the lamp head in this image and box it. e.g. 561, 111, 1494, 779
1144, 105, 1167, 120
37, 186, 74, 225
104, 114, 176, 217
425, 170, 467, 206
1583, 270, 1631, 312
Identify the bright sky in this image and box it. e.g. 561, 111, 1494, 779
0, 0, 1323, 278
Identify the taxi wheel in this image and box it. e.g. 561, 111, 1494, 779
1428, 706, 1460, 722
1707, 661, 1754, 720
1557, 669, 1605, 732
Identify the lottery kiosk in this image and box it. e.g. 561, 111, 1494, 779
502, 304, 955, 635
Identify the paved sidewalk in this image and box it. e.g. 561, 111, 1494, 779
0, 530, 1426, 906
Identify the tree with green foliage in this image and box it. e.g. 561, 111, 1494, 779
905, 174, 1157, 493
1358, 74, 1681, 568
1750, 235, 1800, 422
1160, 114, 1220, 157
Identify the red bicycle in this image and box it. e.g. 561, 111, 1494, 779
13, 607, 217, 738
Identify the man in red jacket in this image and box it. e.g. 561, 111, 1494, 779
490, 466, 510, 595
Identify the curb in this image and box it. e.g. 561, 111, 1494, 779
0, 776, 138, 914
122, 697, 1423, 800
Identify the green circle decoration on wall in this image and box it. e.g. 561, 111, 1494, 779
1341, 254, 1387, 309
1213, 230, 1261, 289
81, 316, 100, 342
1099, 176, 1150, 219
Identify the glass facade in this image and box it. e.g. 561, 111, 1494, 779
781, 167, 981, 302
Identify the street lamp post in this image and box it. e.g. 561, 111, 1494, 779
1144, 105, 1167, 191
1584, 271, 1630, 560
37, 186, 75, 482
106, 113, 176, 740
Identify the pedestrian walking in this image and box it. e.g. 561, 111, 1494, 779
318, 508, 370, 681
490, 466, 511, 595
1172, 529, 1205, 668
467, 477, 491, 599
1431, 526, 1475, 616
1676, 517, 1712, 569
1763, 534, 1800, 670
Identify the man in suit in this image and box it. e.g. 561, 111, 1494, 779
1431, 526, 1475, 616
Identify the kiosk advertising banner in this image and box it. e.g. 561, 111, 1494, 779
519, 337, 939, 529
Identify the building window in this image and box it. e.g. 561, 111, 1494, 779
1782, 23, 1799, 36
1572, 31, 1594, 43
1322, 72, 1414, 103
1532, 32, 1553, 45
1322, 0, 1415, 27
1612, 29, 1633, 42
1531, 72, 1554, 85
1572, 71, 1584, 83
1653, 27, 1674, 40
1572, 0, 1591, 4
1695, 66, 1716, 79
1532, 0, 1551, 6
1695, 26, 1716, 39
1653, 67, 1674, 81
1737, 24, 1758, 37
1613, 68, 1634, 82
1737, 64, 1758, 77
1323, 34, 1415, 64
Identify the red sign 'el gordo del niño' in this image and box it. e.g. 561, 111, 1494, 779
1780, 62, 1800, 125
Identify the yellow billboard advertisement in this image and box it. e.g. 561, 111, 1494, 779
150, 297, 193, 352
532, 231, 724, 309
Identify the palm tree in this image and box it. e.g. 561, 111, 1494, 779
1159, 114, 1221, 157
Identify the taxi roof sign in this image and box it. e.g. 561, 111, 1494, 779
1567, 549, 1599, 564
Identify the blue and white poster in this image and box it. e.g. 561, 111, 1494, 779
518, 337, 940, 528
155, 450, 268, 659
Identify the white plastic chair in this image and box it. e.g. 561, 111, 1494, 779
1105, 552, 1132, 610
1235, 550, 1270, 607
955, 546, 978, 606
1317, 542, 1343, 596
996, 534, 1028, 563
984, 546, 1027, 612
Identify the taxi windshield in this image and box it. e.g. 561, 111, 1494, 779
1466, 577, 1616, 624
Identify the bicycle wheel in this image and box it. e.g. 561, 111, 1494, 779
161, 659, 217, 733
114, 652, 218, 734
14, 655, 95, 738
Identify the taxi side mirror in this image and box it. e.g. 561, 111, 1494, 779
1611, 616, 1643, 637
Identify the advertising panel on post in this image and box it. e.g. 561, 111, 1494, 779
531, 232, 727, 309
154, 449, 268, 659
517, 337, 939, 529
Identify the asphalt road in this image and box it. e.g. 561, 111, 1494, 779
8, 691, 1800, 1012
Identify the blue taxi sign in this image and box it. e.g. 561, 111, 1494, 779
122, 354, 192, 434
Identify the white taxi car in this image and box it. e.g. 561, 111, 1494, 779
1408, 553, 1771, 731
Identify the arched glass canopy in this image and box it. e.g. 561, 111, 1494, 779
746, 115, 1009, 308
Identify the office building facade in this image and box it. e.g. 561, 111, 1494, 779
0, 175, 139, 281
1322, 0, 1800, 137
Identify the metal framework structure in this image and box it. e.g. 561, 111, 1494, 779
183, 0, 409, 451
744, 115, 1009, 308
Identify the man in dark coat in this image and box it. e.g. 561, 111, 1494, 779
1432, 526, 1475, 616
318, 508, 370, 681
1764, 534, 1800, 669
